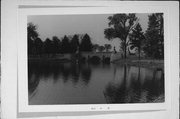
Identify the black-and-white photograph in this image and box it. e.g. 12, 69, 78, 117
27, 13, 164, 105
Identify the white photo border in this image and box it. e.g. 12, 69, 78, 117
18, 5, 170, 113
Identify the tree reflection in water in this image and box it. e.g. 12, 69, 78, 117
28, 61, 92, 97
103, 65, 164, 103
28, 61, 164, 104
81, 66, 92, 85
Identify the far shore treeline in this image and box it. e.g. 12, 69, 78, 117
28, 24, 112, 56
28, 30, 95, 55
28, 13, 164, 60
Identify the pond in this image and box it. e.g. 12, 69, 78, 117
28, 61, 164, 105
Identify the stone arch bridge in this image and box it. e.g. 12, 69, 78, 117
80, 52, 122, 62
53, 52, 123, 62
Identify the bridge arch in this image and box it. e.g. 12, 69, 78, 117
80, 52, 112, 62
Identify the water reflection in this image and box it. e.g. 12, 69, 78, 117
28, 61, 92, 86
28, 61, 164, 104
104, 65, 164, 103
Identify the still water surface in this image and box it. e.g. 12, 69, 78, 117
28, 61, 164, 105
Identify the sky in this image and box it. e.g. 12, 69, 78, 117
28, 13, 150, 51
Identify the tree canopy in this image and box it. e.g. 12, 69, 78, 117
104, 13, 138, 58
129, 23, 145, 59
79, 34, 93, 52
27, 23, 39, 55
27, 22, 39, 40
70, 34, 80, 53
143, 13, 164, 59
27, 25, 95, 56
44, 38, 52, 55
61, 35, 71, 54
52, 36, 61, 54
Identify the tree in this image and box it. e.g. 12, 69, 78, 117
27, 22, 38, 41
34, 37, 43, 56
92, 44, 99, 52
129, 23, 145, 60
28, 37, 34, 55
52, 36, 61, 54
44, 38, 52, 55
70, 34, 79, 53
104, 44, 112, 52
143, 13, 164, 59
27, 23, 39, 55
61, 35, 71, 53
104, 14, 137, 59
98, 46, 105, 52
80, 34, 93, 52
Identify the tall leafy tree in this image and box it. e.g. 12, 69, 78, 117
27, 23, 39, 55
61, 35, 71, 53
70, 34, 79, 53
144, 13, 164, 59
80, 34, 93, 52
27, 23, 38, 40
104, 44, 112, 52
129, 23, 145, 60
28, 37, 34, 55
44, 38, 52, 56
34, 37, 43, 56
52, 36, 61, 54
104, 14, 137, 58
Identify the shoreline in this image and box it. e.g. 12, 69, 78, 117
28, 58, 71, 63
28, 58, 164, 69
112, 59, 164, 69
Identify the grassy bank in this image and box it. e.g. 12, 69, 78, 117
28, 56, 164, 69
112, 59, 164, 69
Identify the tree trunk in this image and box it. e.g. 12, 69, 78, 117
124, 35, 128, 59
124, 42, 127, 59
138, 48, 141, 60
